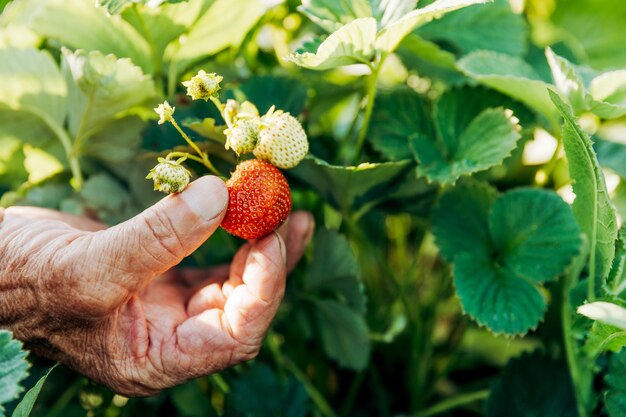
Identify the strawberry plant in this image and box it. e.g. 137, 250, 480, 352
2, 0, 626, 416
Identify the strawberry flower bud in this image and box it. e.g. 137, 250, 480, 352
146, 157, 191, 194
154, 101, 175, 125
182, 70, 223, 101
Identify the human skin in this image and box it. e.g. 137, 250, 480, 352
0, 176, 313, 396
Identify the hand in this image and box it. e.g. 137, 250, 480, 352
0, 176, 313, 396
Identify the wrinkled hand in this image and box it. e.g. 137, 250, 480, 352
0, 176, 313, 396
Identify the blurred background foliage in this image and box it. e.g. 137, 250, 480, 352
1, 0, 626, 416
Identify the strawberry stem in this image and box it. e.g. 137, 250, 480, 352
168, 119, 224, 179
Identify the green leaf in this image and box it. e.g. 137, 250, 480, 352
0, 48, 67, 127
228, 364, 309, 417
545, 47, 588, 114
239, 76, 308, 116
546, 48, 626, 120
416, 0, 527, 56
489, 188, 583, 282
486, 352, 578, 417
584, 322, 626, 356
170, 380, 212, 417
0, 138, 28, 189
607, 227, 626, 296
435, 186, 581, 335
605, 349, 626, 416
96, 0, 188, 15
289, 157, 411, 213
0, 110, 58, 148
170, 0, 265, 73
458, 51, 558, 123
413, 86, 522, 184
313, 299, 370, 370
62, 49, 155, 146
122, 0, 204, 63
288, 17, 377, 70
8, 0, 152, 72
415, 107, 520, 184
550, 0, 626, 70
396, 34, 462, 84
454, 252, 546, 335
589, 70, 626, 119
374, 0, 489, 54
0, 331, 29, 414
185, 118, 227, 144
82, 116, 145, 163
432, 179, 497, 262
368, 88, 434, 160
298, 0, 417, 32
96, 0, 139, 14
306, 229, 365, 314
550, 90, 618, 292
596, 137, 626, 179
11, 364, 57, 417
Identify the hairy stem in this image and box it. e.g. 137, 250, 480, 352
169, 119, 222, 177
39, 113, 83, 190
268, 332, 339, 417
351, 59, 383, 164
563, 256, 591, 417
412, 389, 489, 417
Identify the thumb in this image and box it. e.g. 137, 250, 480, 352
87, 175, 228, 286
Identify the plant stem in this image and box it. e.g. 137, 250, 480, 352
210, 96, 226, 118
166, 152, 207, 165
268, 332, 339, 417
44, 377, 82, 417
352, 59, 383, 164
562, 258, 589, 417
169, 119, 222, 177
131, 5, 164, 94
210, 373, 230, 394
410, 389, 489, 417
40, 113, 83, 190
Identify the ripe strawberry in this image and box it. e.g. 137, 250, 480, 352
253, 109, 308, 169
221, 159, 292, 240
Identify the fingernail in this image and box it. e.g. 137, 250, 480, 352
180, 176, 228, 222
275, 232, 287, 261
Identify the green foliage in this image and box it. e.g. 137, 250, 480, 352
0, 331, 29, 417
550, 90, 618, 294
605, 349, 626, 416
289, 157, 411, 213
3, 0, 626, 415
302, 229, 370, 370
546, 48, 626, 119
416, 0, 528, 56
96, 0, 187, 15
486, 352, 578, 417
414, 88, 521, 184
458, 51, 558, 123
434, 184, 581, 334
11, 365, 57, 417
290, 0, 488, 70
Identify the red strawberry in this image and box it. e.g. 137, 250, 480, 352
221, 159, 292, 240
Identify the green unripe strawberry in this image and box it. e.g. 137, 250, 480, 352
225, 119, 260, 156
253, 108, 308, 169
146, 157, 191, 194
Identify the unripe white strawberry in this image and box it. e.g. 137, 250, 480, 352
146, 157, 191, 194
253, 108, 308, 169
225, 119, 260, 155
